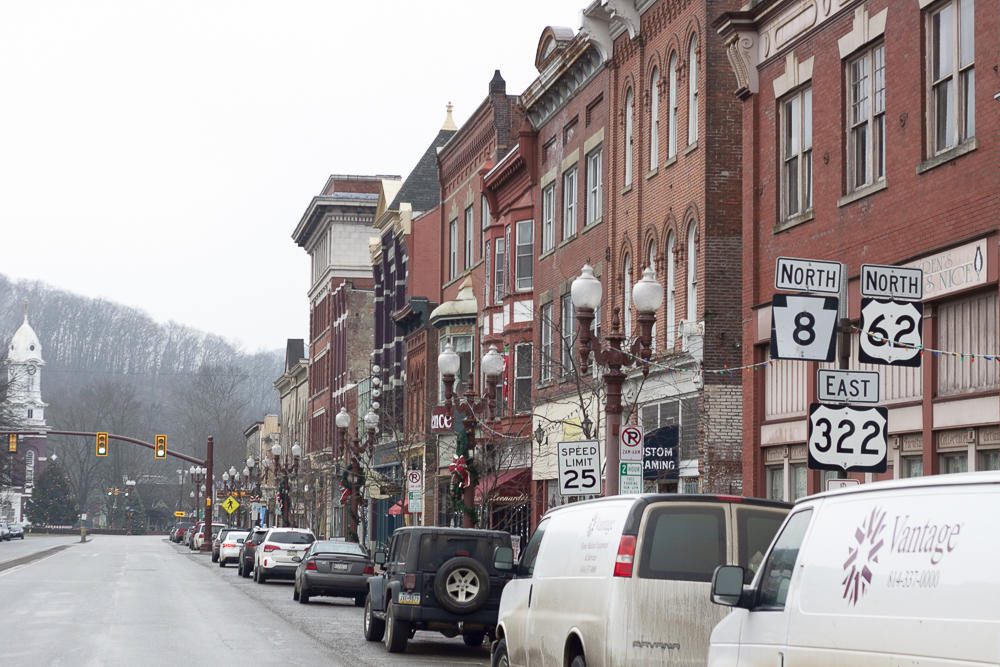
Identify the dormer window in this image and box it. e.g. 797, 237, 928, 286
541, 37, 555, 60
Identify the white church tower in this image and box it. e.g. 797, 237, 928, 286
6, 305, 48, 428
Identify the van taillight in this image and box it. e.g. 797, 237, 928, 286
613, 536, 636, 577
404, 574, 416, 590
305, 560, 317, 571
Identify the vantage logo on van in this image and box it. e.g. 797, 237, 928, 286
843, 507, 964, 605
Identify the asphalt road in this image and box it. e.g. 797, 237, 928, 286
2, 535, 491, 667
0, 534, 81, 563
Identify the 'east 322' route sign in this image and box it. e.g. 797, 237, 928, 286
807, 403, 888, 473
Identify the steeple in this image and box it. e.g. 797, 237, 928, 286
5, 307, 47, 428
441, 102, 458, 131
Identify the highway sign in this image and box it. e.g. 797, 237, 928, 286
861, 264, 924, 300
221, 496, 240, 515
817, 369, 881, 404
826, 478, 861, 491
858, 298, 923, 367
174, 511, 186, 517
808, 403, 888, 473
406, 470, 422, 492
619, 462, 643, 494
770, 294, 839, 361
557, 440, 601, 496
619, 425, 644, 462
775, 257, 842, 294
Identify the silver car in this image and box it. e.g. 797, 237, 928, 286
0, 524, 10, 541
8, 524, 24, 539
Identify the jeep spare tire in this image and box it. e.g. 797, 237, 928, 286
434, 557, 490, 613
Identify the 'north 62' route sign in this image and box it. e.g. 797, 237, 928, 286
858, 298, 923, 367
807, 403, 888, 473
770, 294, 839, 362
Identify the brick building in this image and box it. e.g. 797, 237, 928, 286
718, 0, 999, 501
291, 174, 391, 535
518, 25, 611, 517
589, 0, 746, 494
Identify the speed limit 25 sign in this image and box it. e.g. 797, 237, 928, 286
770, 294, 839, 362
557, 440, 601, 496
858, 298, 923, 367
807, 403, 888, 473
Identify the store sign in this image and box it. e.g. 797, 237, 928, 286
643, 426, 679, 480
431, 407, 454, 432
903, 237, 989, 300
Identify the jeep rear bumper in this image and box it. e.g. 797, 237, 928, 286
389, 602, 499, 627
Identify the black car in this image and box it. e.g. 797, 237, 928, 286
237, 527, 268, 578
364, 526, 513, 653
293, 540, 374, 605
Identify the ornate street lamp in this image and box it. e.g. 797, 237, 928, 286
573, 262, 663, 496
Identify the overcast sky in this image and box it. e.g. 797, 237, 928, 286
0, 1, 585, 352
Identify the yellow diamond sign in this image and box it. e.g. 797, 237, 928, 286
221, 496, 240, 514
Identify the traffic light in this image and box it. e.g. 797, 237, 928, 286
96, 432, 109, 457
154, 434, 167, 459
8, 434, 16, 453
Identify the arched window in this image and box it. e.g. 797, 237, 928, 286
687, 222, 698, 321
623, 254, 633, 338
648, 241, 658, 351
666, 231, 676, 347
669, 53, 679, 158
650, 68, 659, 171
688, 36, 699, 145
25, 450, 34, 487
624, 88, 634, 186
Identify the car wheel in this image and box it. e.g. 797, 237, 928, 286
464, 631, 486, 647
212, 553, 218, 563
384, 603, 408, 653
354, 595, 366, 607
257, 568, 267, 584
491, 638, 510, 667
363, 594, 385, 642
293, 583, 300, 601
433, 557, 491, 614
218, 559, 225, 568
569, 654, 586, 667
299, 585, 310, 604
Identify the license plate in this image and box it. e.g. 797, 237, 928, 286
397, 592, 420, 605
333, 563, 348, 571
287, 551, 297, 557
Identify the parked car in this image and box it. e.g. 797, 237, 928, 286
171, 522, 194, 543
218, 530, 248, 567
238, 527, 268, 578
253, 527, 315, 583
212, 528, 240, 562
0, 523, 10, 541
293, 540, 374, 605
193, 522, 226, 551
365, 526, 514, 653
491, 493, 790, 667
707, 472, 1000, 667
8, 523, 24, 539
184, 526, 197, 548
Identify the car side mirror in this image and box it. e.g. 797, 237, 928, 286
291, 556, 301, 563
493, 546, 514, 571
711, 565, 750, 608
374, 551, 386, 565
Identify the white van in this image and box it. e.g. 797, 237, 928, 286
707, 471, 1000, 666
491, 494, 790, 667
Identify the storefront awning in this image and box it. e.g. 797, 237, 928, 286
476, 468, 531, 504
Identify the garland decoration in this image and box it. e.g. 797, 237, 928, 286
449, 429, 479, 526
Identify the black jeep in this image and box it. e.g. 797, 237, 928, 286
364, 526, 514, 653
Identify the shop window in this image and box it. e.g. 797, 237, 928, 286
979, 450, 1000, 471
790, 463, 807, 501
939, 452, 968, 474
901, 456, 924, 478
766, 466, 784, 501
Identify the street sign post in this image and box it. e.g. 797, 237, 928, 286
619, 425, 644, 462
817, 369, 881, 404
770, 294, 839, 361
619, 462, 642, 494
861, 264, 924, 301
557, 440, 601, 496
807, 403, 888, 473
406, 470, 423, 514
858, 298, 923, 367
775, 257, 842, 294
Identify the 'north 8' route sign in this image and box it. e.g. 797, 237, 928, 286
770, 294, 839, 362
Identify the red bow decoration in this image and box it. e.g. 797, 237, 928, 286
339, 483, 351, 505
449, 454, 470, 488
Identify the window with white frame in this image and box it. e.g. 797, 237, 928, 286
624, 88, 634, 186
650, 67, 660, 170
515, 220, 533, 290
623, 253, 633, 338
781, 87, 813, 218
542, 185, 555, 252
449, 218, 458, 279
848, 43, 886, 191
540, 303, 554, 382
688, 36, 699, 145
668, 53, 678, 159
563, 167, 577, 239
562, 296, 576, 374
514, 343, 532, 413
929, 0, 975, 155
440, 334, 474, 398
648, 241, 657, 352
586, 147, 602, 224
465, 205, 474, 270
494, 238, 505, 304
666, 231, 676, 348
481, 195, 490, 255
686, 223, 698, 322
